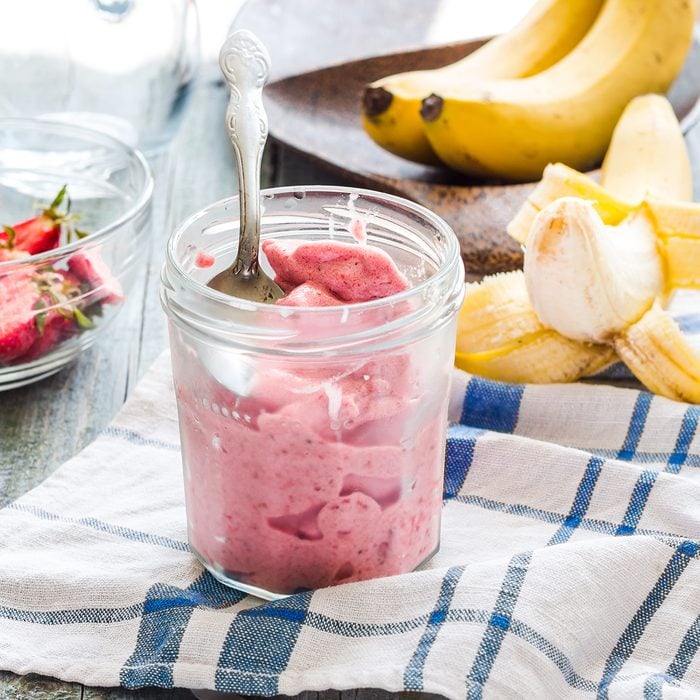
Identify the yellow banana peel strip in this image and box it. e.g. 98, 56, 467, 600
455, 271, 614, 383
614, 303, 700, 403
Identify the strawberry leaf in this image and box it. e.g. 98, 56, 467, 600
33, 299, 47, 336
73, 307, 94, 330
49, 185, 68, 212
1, 226, 16, 250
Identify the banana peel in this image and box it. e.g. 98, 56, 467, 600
456, 94, 700, 403
455, 271, 615, 383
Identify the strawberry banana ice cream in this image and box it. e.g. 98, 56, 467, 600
172, 239, 447, 595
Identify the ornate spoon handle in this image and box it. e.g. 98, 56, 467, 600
219, 29, 271, 276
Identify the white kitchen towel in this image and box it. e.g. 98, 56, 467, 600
0, 350, 698, 699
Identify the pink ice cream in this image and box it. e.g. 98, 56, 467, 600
173, 240, 446, 595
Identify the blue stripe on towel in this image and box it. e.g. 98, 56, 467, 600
667, 614, 700, 680
460, 378, 524, 434
454, 493, 699, 548
666, 406, 700, 473
444, 425, 483, 499
8, 503, 189, 552
598, 541, 699, 697
404, 566, 464, 690
548, 456, 604, 545
615, 471, 658, 536
121, 572, 245, 688
466, 551, 533, 698
618, 393, 653, 460
101, 426, 180, 451
675, 313, 700, 335
216, 592, 313, 694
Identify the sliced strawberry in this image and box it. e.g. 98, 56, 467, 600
20, 308, 76, 362
18, 268, 92, 363
10, 215, 61, 255
0, 272, 41, 363
0, 187, 70, 256
68, 248, 123, 304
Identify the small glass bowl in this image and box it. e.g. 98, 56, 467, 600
0, 118, 153, 390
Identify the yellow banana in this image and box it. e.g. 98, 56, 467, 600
421, 0, 695, 181
361, 0, 605, 165
601, 94, 693, 204
455, 271, 614, 383
614, 303, 700, 403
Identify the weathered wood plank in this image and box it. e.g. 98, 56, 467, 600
0, 672, 81, 699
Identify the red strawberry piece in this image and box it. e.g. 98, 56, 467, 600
11, 215, 61, 255
0, 186, 70, 256
68, 248, 123, 304
0, 272, 41, 363
195, 250, 215, 268
19, 309, 75, 363
18, 268, 91, 363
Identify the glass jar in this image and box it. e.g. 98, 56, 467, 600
161, 186, 465, 599
0, 0, 199, 156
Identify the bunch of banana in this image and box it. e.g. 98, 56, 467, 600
455, 95, 700, 403
362, 0, 695, 183
362, 0, 605, 165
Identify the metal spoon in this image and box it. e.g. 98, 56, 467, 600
207, 30, 284, 303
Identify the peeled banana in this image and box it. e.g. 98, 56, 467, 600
524, 198, 663, 344
361, 0, 605, 165
421, 0, 695, 181
456, 92, 700, 403
508, 167, 700, 292
455, 271, 614, 383
523, 198, 700, 402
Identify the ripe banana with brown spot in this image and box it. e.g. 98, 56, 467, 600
524, 198, 664, 344
361, 0, 605, 165
508, 167, 700, 293
421, 0, 695, 181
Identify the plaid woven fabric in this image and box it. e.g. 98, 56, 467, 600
0, 336, 699, 697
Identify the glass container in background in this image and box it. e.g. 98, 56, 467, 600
0, 0, 200, 156
161, 187, 465, 599
0, 119, 153, 389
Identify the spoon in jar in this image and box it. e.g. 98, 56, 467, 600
207, 29, 284, 303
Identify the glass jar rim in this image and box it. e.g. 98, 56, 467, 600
0, 117, 154, 269
165, 184, 463, 315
